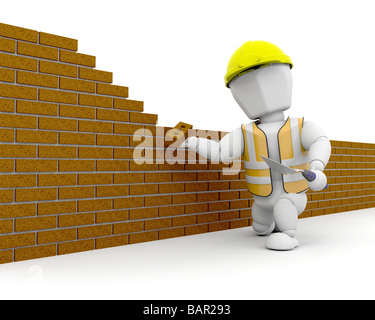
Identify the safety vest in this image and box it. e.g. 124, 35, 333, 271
241, 117, 309, 197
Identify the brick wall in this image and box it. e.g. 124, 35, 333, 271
0, 23, 374, 264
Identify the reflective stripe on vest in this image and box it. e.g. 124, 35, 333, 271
242, 117, 309, 197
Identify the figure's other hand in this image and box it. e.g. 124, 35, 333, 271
307, 170, 327, 191
180, 137, 199, 151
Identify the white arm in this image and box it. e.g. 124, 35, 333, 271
301, 120, 331, 171
301, 121, 331, 191
184, 127, 244, 162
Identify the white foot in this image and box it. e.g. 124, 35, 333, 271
265, 232, 299, 251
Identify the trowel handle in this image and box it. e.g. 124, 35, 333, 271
302, 170, 328, 190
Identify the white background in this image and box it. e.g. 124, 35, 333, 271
1, 0, 375, 301
1, 0, 375, 144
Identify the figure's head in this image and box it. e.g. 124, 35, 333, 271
225, 41, 293, 120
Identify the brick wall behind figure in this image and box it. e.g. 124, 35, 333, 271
0, 23, 374, 264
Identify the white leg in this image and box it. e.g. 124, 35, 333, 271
251, 202, 275, 236
265, 193, 307, 251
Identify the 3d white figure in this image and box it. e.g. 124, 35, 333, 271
183, 41, 331, 250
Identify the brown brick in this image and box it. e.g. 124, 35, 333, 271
78, 224, 112, 239
145, 195, 171, 207
16, 159, 57, 172
38, 173, 76, 187
59, 105, 95, 119
114, 172, 144, 184
129, 112, 158, 125
78, 93, 112, 108
59, 159, 95, 172
0, 250, 13, 264
78, 119, 112, 133
78, 147, 113, 159
58, 239, 95, 255
209, 221, 230, 232
15, 216, 56, 232
17, 41, 58, 60
0, 98, 14, 112
38, 228, 76, 244
0, 174, 36, 188
0, 144, 36, 159
230, 199, 249, 210
0, 67, 15, 82
158, 183, 184, 194
0, 37, 15, 53
113, 148, 134, 160
77, 199, 112, 212
129, 184, 158, 195
113, 197, 144, 209
79, 67, 112, 83
78, 173, 112, 185
0, 23, 38, 42
0, 159, 14, 172
197, 192, 219, 202
18, 70, 59, 89
129, 161, 158, 171
0, 233, 35, 249
96, 185, 128, 198
59, 186, 95, 200
16, 187, 57, 202
145, 218, 171, 231
59, 77, 96, 93
185, 224, 208, 236
39, 88, 77, 104
96, 160, 128, 171
185, 182, 208, 192
16, 130, 57, 144
39, 32, 78, 51
60, 50, 95, 67
96, 134, 129, 147
113, 98, 143, 112
159, 205, 185, 217
0, 219, 13, 233
113, 221, 143, 235
14, 244, 56, 262
197, 172, 219, 181
230, 218, 250, 229
172, 215, 197, 227
96, 108, 129, 122
38, 146, 77, 158
114, 123, 144, 135
58, 212, 95, 228
96, 209, 128, 224
159, 227, 185, 240
0, 203, 36, 219
197, 212, 219, 224
16, 100, 58, 116
59, 132, 95, 145
37, 201, 76, 216
209, 201, 230, 212
185, 203, 208, 214
0, 189, 13, 203
96, 83, 128, 98
0, 114, 37, 129
0, 52, 37, 71
39, 117, 77, 131
172, 172, 196, 182
0, 83, 37, 99
39, 60, 78, 77
95, 235, 128, 249
129, 231, 158, 244
129, 207, 158, 220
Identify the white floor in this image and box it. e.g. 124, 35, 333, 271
1, 208, 375, 300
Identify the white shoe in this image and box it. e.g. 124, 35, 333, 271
265, 232, 299, 251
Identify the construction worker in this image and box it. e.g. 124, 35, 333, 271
183, 41, 331, 250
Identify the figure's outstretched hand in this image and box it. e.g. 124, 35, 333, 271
307, 170, 327, 191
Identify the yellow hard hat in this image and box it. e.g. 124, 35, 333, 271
224, 40, 293, 87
